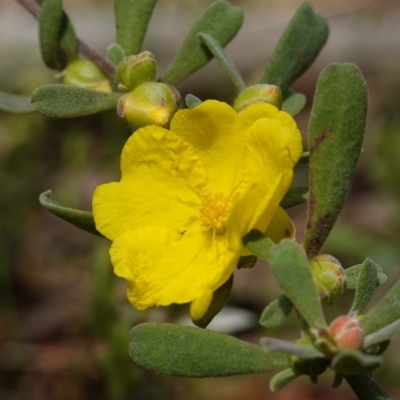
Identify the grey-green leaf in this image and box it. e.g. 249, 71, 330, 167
129, 322, 289, 377
0, 91, 36, 114
259, 295, 293, 329
361, 279, 400, 336
114, 0, 158, 55
269, 239, 327, 328
345, 260, 387, 289
107, 43, 126, 67
260, 337, 324, 359
280, 187, 308, 209
282, 91, 307, 116
31, 85, 121, 117
305, 63, 368, 258
39, 190, 103, 238
160, 0, 244, 86
242, 229, 274, 261
185, 94, 202, 108
331, 349, 382, 375
192, 274, 233, 328
364, 320, 400, 349
39, 0, 78, 70
270, 369, 298, 392
260, 3, 328, 93
350, 259, 378, 314
346, 375, 394, 400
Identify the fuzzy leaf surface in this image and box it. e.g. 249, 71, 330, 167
332, 349, 382, 375
107, 43, 126, 67
270, 369, 298, 392
259, 295, 293, 329
260, 337, 324, 359
345, 260, 387, 289
364, 320, 400, 349
282, 91, 306, 116
0, 91, 36, 113
242, 229, 274, 261
280, 187, 308, 209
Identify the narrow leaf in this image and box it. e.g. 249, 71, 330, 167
39, 190, 103, 237
345, 260, 387, 289
114, 0, 158, 55
259, 295, 293, 328
242, 229, 274, 261
260, 3, 328, 92
346, 375, 394, 400
185, 94, 202, 108
280, 187, 308, 209
198, 32, 245, 92
260, 337, 324, 359
298, 151, 310, 164
305, 63, 368, 258
364, 320, 400, 349
270, 369, 298, 392
361, 279, 400, 335
0, 91, 36, 114
350, 259, 378, 314
282, 91, 306, 116
31, 85, 121, 117
192, 274, 233, 328
332, 349, 382, 375
129, 322, 289, 377
107, 43, 126, 67
269, 239, 327, 328
160, 1, 244, 86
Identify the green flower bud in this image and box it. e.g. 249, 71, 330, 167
233, 84, 282, 112
310, 255, 346, 304
117, 51, 157, 92
59, 59, 112, 92
329, 315, 364, 351
117, 82, 180, 131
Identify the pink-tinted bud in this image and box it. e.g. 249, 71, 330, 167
329, 315, 364, 351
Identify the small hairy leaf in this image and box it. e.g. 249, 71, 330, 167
0, 91, 36, 113
270, 369, 298, 392
305, 63, 368, 258
361, 279, 400, 335
31, 85, 121, 117
346, 375, 394, 400
242, 229, 274, 260
282, 91, 306, 116
260, 3, 328, 92
129, 322, 289, 377
107, 43, 126, 67
39, 190, 103, 237
259, 295, 293, 329
269, 239, 327, 328
364, 320, 400, 349
345, 260, 387, 289
160, 0, 244, 86
185, 94, 202, 108
260, 337, 324, 359
332, 349, 382, 375
114, 0, 158, 55
280, 187, 308, 209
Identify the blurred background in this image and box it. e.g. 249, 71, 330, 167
1, 0, 400, 399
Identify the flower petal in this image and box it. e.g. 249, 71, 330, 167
110, 228, 241, 310
93, 125, 208, 240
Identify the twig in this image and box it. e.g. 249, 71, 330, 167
15, 0, 116, 78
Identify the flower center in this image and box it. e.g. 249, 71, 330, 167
197, 190, 232, 234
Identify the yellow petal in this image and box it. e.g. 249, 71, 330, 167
110, 227, 241, 310
93, 125, 208, 240
265, 206, 295, 243
190, 288, 213, 320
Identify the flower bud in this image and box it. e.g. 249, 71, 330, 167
233, 84, 282, 112
59, 59, 112, 92
329, 315, 364, 351
310, 255, 346, 304
117, 82, 180, 131
117, 51, 157, 92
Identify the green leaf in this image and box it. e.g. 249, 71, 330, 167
192, 274, 233, 328
185, 94, 202, 108
237, 255, 256, 269
39, 0, 78, 70
107, 43, 126, 67
160, 0, 244, 86
350, 259, 378, 314
282, 91, 306, 116
345, 260, 387, 289
114, 0, 158, 55
31, 85, 121, 117
260, 337, 324, 359
346, 375, 394, 400
332, 349, 382, 375
305, 63, 368, 258
198, 32, 245, 92
280, 187, 308, 209
0, 91, 36, 114
269, 239, 327, 328
39, 190, 103, 238
270, 369, 298, 392
260, 3, 328, 93
259, 295, 293, 328
129, 322, 289, 377
242, 229, 274, 261
298, 151, 310, 164
361, 279, 400, 335
364, 320, 400, 349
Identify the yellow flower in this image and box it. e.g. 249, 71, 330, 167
92, 100, 302, 319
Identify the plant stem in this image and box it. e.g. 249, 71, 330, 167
15, 0, 116, 78
345, 376, 393, 400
